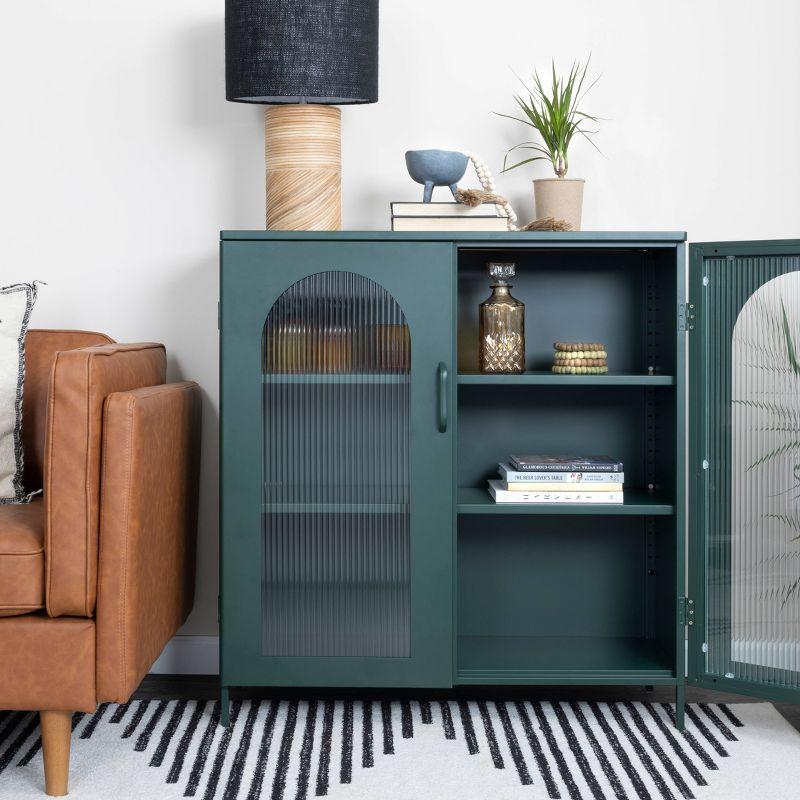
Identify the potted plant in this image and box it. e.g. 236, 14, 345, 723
499, 59, 600, 230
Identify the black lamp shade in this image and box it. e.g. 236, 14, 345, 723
225, 0, 379, 104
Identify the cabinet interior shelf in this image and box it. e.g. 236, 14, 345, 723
457, 371, 675, 386
456, 635, 675, 684
457, 487, 674, 515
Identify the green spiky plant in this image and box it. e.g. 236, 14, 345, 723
498, 58, 600, 178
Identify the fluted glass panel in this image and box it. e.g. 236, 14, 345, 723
705, 258, 800, 687
262, 272, 410, 657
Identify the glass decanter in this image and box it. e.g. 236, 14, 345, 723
479, 262, 525, 373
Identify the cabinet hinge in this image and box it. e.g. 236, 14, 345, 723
217, 594, 221, 623
678, 302, 695, 332
218, 301, 221, 331
678, 596, 695, 626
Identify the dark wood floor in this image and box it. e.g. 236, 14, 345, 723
136, 675, 800, 733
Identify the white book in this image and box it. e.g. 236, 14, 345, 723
391, 202, 507, 218
488, 480, 624, 504
391, 216, 509, 232
504, 482, 623, 492
498, 463, 624, 483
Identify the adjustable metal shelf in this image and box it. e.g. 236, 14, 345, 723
457, 371, 676, 386
456, 487, 674, 515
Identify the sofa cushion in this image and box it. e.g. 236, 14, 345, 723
22, 329, 114, 494
0, 496, 44, 616
45, 342, 166, 617
0, 613, 96, 712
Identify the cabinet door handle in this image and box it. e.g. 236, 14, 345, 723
437, 362, 448, 433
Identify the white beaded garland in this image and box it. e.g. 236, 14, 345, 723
461, 151, 518, 230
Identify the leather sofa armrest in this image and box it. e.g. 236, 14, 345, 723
96, 381, 201, 702
45, 342, 166, 617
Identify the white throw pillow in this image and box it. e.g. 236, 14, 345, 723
0, 282, 38, 503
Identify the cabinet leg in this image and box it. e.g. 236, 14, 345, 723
40, 710, 72, 797
675, 684, 686, 731
220, 686, 230, 728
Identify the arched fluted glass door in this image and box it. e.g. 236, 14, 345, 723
262, 271, 411, 657
692, 244, 800, 698
723, 272, 800, 679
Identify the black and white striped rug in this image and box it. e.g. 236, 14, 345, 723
1, 700, 799, 799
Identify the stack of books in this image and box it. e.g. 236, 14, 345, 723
390, 202, 509, 232
488, 455, 624, 504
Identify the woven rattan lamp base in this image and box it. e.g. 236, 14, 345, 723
264, 105, 342, 231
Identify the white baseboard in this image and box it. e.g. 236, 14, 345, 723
149, 635, 219, 675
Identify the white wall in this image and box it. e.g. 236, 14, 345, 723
1, 0, 798, 636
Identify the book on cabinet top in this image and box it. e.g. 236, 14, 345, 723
391, 216, 509, 232
390, 201, 508, 218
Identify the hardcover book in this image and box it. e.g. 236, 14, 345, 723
498, 463, 624, 483
508, 455, 624, 473
391, 201, 508, 218
391, 216, 509, 232
488, 480, 624, 504
504, 482, 623, 492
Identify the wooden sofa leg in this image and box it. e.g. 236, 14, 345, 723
40, 711, 72, 796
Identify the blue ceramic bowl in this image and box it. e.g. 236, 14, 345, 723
405, 149, 469, 202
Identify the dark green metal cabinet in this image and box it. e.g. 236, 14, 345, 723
688, 239, 800, 705
219, 231, 800, 727
220, 241, 456, 695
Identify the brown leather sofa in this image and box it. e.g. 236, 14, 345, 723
0, 330, 201, 796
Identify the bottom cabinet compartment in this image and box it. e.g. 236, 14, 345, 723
456, 515, 678, 685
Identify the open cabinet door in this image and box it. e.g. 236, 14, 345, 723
689, 239, 800, 702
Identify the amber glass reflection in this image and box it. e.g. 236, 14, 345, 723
479, 263, 525, 373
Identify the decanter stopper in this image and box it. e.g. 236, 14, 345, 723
487, 262, 516, 283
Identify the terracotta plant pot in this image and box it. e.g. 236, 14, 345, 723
533, 178, 585, 231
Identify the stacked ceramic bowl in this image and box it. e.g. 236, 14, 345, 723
551, 342, 608, 375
